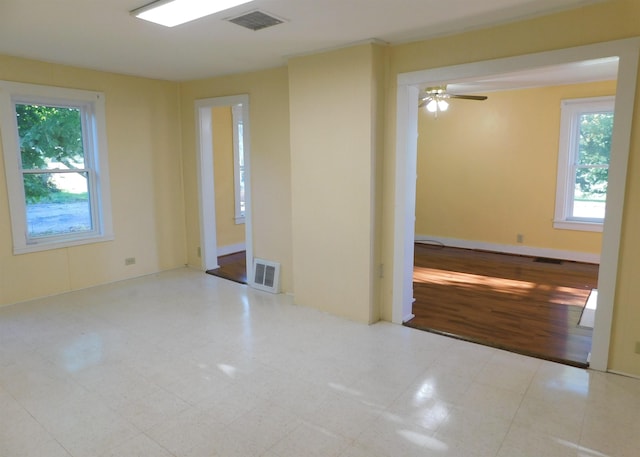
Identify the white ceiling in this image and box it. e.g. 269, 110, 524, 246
0, 0, 606, 82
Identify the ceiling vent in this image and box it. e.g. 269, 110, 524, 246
227, 10, 284, 31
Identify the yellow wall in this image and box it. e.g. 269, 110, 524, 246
381, 0, 640, 375
179, 67, 293, 292
416, 81, 615, 254
0, 55, 186, 305
211, 106, 245, 249
288, 43, 385, 323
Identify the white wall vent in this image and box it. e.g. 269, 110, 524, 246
252, 258, 280, 293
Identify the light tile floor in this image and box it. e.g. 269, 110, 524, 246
1, 268, 640, 457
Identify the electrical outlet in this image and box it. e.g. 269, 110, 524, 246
197, 247, 201, 258
635, 341, 640, 354
516, 234, 524, 243
125, 257, 136, 266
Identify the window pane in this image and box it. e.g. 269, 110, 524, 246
239, 167, 245, 214
572, 198, 606, 219
572, 167, 607, 220
237, 121, 245, 214
15, 104, 85, 170
578, 112, 613, 166
24, 172, 92, 238
237, 123, 244, 166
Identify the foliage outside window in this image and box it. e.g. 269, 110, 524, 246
0, 81, 113, 254
554, 96, 614, 232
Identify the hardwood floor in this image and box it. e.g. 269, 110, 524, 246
206, 251, 247, 284
405, 243, 599, 367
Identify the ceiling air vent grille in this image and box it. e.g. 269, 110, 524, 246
227, 10, 284, 31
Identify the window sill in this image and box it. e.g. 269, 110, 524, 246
553, 220, 603, 233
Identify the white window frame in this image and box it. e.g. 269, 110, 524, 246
554, 96, 614, 232
0, 81, 113, 254
231, 103, 245, 225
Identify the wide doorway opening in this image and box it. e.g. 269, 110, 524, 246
392, 39, 640, 371
404, 62, 615, 367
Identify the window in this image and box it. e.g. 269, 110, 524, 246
0, 81, 113, 254
231, 103, 245, 224
554, 96, 614, 232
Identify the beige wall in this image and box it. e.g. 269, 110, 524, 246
381, 0, 640, 375
179, 67, 293, 292
288, 43, 385, 323
416, 80, 615, 254
211, 106, 245, 249
0, 55, 186, 306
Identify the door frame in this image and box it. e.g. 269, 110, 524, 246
392, 38, 640, 371
195, 94, 253, 285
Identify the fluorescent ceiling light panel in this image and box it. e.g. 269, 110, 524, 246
133, 0, 253, 27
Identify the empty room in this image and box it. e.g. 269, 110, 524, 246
2, 1, 640, 456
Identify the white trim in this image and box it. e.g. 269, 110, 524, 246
393, 38, 640, 372
194, 95, 253, 285
194, 102, 219, 271
392, 84, 419, 324
554, 96, 614, 230
397, 39, 639, 87
607, 370, 640, 380
0, 81, 113, 254
241, 99, 254, 288
590, 42, 639, 371
552, 220, 603, 232
217, 242, 246, 257
415, 235, 600, 264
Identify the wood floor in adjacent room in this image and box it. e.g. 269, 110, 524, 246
206, 251, 247, 284
405, 243, 599, 367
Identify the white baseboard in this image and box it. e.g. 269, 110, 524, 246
415, 235, 600, 264
607, 370, 640, 379
217, 242, 246, 257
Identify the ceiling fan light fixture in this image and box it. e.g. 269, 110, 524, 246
132, 0, 253, 27
424, 97, 448, 113
420, 84, 486, 115
426, 99, 438, 113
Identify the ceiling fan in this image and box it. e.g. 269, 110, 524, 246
419, 85, 488, 114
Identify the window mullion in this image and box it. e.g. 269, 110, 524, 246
21, 168, 90, 174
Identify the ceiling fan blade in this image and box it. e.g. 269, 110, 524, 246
448, 94, 488, 101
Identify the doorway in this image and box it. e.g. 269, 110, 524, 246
392, 39, 640, 371
407, 68, 614, 366
195, 95, 253, 286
